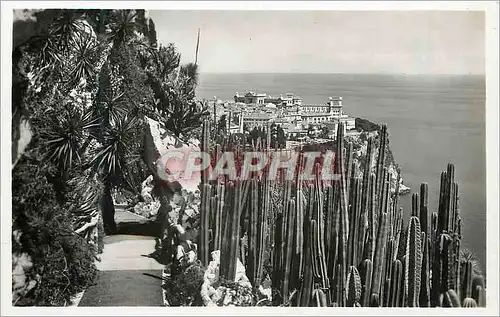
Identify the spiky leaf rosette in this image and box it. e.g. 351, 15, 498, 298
40, 105, 98, 172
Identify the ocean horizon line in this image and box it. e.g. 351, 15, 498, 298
198, 71, 486, 77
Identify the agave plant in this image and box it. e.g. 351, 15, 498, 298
41, 105, 98, 172
64, 31, 101, 88
48, 10, 88, 51
145, 46, 208, 138
108, 9, 139, 48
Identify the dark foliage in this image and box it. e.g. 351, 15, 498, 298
355, 117, 381, 132
12, 157, 97, 306
163, 261, 206, 306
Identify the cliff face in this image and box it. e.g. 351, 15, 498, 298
346, 130, 408, 195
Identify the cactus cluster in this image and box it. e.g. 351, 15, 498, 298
196, 119, 486, 307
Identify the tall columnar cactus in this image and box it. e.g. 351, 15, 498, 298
474, 286, 486, 308
472, 275, 485, 303
199, 183, 212, 266
437, 163, 456, 234
375, 125, 387, 200
201, 110, 481, 309
346, 266, 362, 307
405, 216, 422, 307
200, 119, 210, 185
247, 178, 264, 287
295, 188, 305, 287
411, 193, 419, 218
440, 234, 453, 295
220, 179, 248, 281
311, 219, 330, 293
389, 259, 403, 307
198, 119, 212, 266
437, 171, 448, 234
360, 259, 373, 307
213, 185, 224, 251
357, 206, 368, 269
431, 235, 441, 306
382, 238, 394, 306
282, 198, 297, 300
419, 182, 429, 238
313, 288, 328, 307
219, 181, 234, 278
371, 211, 388, 300
335, 122, 349, 307
361, 136, 374, 230
370, 294, 380, 307
348, 177, 362, 268
313, 165, 329, 292
449, 233, 461, 292
462, 260, 473, 300
345, 141, 354, 204
391, 171, 401, 235
393, 207, 404, 262
370, 171, 391, 304
325, 185, 339, 284
419, 233, 431, 307
299, 228, 314, 307
363, 174, 377, 262
400, 255, 407, 306
442, 289, 461, 307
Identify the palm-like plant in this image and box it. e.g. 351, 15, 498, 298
90, 115, 140, 180
88, 114, 142, 234
146, 47, 208, 137
16, 9, 207, 236
108, 9, 138, 48
41, 105, 98, 172
48, 10, 87, 50
25, 11, 87, 91
65, 32, 101, 88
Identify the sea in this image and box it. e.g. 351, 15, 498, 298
196, 73, 487, 273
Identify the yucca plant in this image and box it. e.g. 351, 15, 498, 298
41, 105, 98, 172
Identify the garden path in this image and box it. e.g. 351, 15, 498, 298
78, 208, 165, 306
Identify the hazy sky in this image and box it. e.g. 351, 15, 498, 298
149, 10, 485, 75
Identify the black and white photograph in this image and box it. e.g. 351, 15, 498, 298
2, 1, 498, 315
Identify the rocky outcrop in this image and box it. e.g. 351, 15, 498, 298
200, 250, 253, 306
143, 117, 202, 239
143, 116, 201, 193
12, 230, 38, 305
346, 130, 410, 195
128, 175, 161, 218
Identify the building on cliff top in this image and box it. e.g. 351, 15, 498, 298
211, 92, 356, 137
234, 91, 303, 107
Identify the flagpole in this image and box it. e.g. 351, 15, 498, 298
195, 28, 200, 65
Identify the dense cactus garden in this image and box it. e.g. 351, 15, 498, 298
187, 120, 486, 307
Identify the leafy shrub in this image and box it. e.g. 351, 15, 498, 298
12, 157, 97, 306
163, 261, 206, 306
